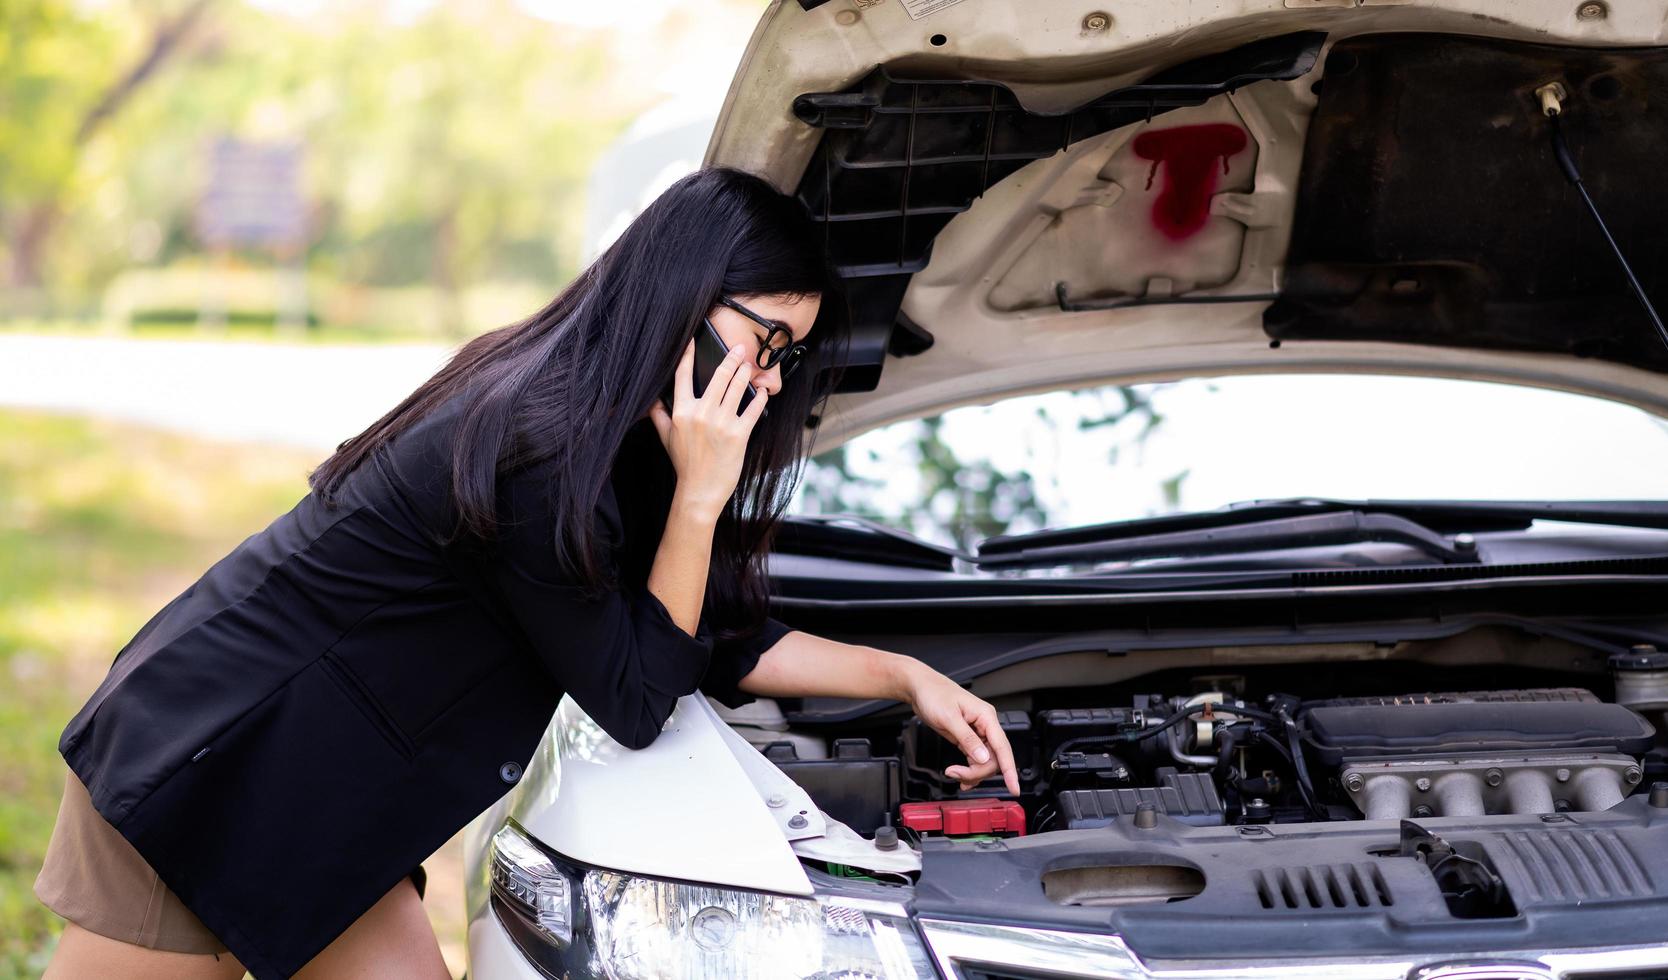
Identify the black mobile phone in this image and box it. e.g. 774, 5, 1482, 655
662, 318, 756, 416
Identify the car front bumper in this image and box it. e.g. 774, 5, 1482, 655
469, 896, 1668, 980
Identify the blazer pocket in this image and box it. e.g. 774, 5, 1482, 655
318, 652, 418, 762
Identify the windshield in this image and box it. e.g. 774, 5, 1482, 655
790, 375, 1668, 549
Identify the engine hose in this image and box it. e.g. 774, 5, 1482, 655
1215, 726, 1238, 774
1249, 727, 1320, 818
1278, 709, 1326, 821
1128, 702, 1277, 744
1252, 728, 1293, 768
1050, 735, 1125, 758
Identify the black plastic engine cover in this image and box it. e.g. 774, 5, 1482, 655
911, 799, 1668, 962
1059, 771, 1224, 828
1303, 696, 1655, 766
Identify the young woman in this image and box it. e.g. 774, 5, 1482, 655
34, 168, 1018, 979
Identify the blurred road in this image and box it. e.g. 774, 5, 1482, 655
0, 333, 452, 451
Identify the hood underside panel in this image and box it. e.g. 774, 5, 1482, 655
1268, 34, 1668, 374
791, 33, 1325, 393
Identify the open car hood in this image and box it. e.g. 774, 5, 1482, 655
706, 0, 1668, 445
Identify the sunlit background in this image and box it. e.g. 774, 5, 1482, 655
0, 0, 764, 974
6, 1, 1668, 976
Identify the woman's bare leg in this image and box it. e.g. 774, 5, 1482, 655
43, 923, 247, 980
294, 876, 450, 980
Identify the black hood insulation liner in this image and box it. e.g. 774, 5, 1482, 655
1267, 34, 1668, 373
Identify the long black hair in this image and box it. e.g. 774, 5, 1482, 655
311, 167, 846, 636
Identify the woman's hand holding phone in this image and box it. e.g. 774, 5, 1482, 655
649, 338, 768, 523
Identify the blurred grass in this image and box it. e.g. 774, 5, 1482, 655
0, 412, 318, 975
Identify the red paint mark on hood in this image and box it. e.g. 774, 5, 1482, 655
1131, 123, 1249, 241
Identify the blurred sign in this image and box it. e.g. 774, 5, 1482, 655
195, 137, 306, 249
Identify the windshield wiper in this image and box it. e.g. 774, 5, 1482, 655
977, 499, 1668, 570
979, 498, 1668, 564
975, 509, 1481, 569
776, 515, 970, 571
779, 500, 1668, 573
1339, 499, 1668, 531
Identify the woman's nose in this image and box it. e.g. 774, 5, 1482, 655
750, 361, 783, 397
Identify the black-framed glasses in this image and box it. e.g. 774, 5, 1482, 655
716, 295, 808, 380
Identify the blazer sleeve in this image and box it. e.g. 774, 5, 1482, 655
486, 468, 713, 750
699, 615, 793, 710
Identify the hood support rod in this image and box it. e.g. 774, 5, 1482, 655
1539, 84, 1668, 354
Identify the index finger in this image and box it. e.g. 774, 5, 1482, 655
971, 710, 1021, 796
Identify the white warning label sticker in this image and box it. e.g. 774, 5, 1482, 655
898, 0, 971, 20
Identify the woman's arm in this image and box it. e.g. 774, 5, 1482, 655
736, 630, 1022, 796
644, 491, 723, 636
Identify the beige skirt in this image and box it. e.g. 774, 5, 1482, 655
34, 769, 426, 954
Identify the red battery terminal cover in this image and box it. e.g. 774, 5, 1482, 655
899, 800, 1027, 837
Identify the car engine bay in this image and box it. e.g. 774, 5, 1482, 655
736, 648, 1667, 842
710, 633, 1668, 956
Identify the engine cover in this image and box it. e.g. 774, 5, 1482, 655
1303, 690, 1655, 766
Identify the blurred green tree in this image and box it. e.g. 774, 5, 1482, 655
797, 385, 1181, 549
0, 0, 721, 329
0, 0, 215, 300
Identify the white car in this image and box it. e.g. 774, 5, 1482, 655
465, 1, 1668, 977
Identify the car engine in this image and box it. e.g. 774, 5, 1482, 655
699, 646, 1668, 960
742, 666, 1667, 842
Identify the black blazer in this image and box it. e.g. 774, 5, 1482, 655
58, 397, 789, 978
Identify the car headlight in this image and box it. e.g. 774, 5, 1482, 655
489, 823, 573, 948
488, 821, 937, 979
